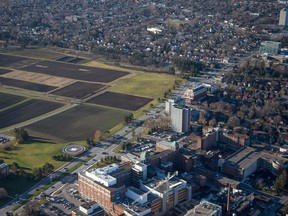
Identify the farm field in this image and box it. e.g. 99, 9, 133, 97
0, 92, 26, 110
0, 68, 11, 75
0, 47, 64, 60
0, 77, 56, 92
85, 61, 180, 99
26, 105, 128, 142
0, 53, 39, 68
57, 56, 85, 64
21, 60, 129, 83
51, 81, 108, 99
2, 70, 75, 87
88, 91, 153, 111
0, 99, 64, 129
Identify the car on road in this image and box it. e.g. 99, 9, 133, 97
102, 152, 108, 155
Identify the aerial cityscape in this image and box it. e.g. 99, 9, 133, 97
0, 0, 288, 216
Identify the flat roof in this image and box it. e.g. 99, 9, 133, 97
185, 201, 221, 216
145, 177, 185, 193
127, 186, 146, 196
158, 140, 177, 148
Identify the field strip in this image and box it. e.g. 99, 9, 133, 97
0, 98, 30, 113
0, 87, 81, 104
84, 102, 132, 112
0, 103, 77, 133
2, 70, 75, 87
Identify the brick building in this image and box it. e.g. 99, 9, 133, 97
182, 83, 207, 103
197, 131, 218, 150
78, 162, 132, 213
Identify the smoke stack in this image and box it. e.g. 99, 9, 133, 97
226, 184, 231, 216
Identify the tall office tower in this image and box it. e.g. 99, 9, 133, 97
279, 8, 288, 26
171, 105, 191, 133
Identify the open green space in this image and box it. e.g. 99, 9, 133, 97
85, 60, 180, 99
26, 105, 128, 142
0, 92, 26, 110
110, 71, 179, 98
0, 141, 67, 170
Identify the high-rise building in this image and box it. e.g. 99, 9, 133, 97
131, 162, 147, 188
279, 8, 288, 26
165, 99, 175, 115
171, 105, 191, 133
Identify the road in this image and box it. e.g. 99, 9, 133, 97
0, 101, 166, 215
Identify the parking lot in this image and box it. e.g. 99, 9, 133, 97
0, 134, 12, 144
41, 180, 86, 215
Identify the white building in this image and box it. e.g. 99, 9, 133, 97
85, 164, 119, 187
165, 99, 175, 115
279, 8, 288, 26
171, 105, 191, 133
147, 27, 162, 34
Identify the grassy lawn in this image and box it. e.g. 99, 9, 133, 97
94, 157, 120, 168
0, 47, 64, 60
112, 144, 123, 154
0, 140, 67, 172
85, 60, 180, 99
110, 71, 179, 99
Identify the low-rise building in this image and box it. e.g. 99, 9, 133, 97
219, 147, 288, 180
78, 162, 132, 213
71, 202, 104, 216
259, 41, 281, 55
156, 140, 179, 152
184, 201, 222, 216
182, 83, 207, 103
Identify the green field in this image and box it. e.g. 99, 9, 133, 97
111, 72, 178, 98
0, 140, 67, 170
86, 60, 180, 99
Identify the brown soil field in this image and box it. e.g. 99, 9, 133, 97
2, 70, 74, 87
0, 53, 39, 68
51, 81, 109, 99
0, 77, 56, 92
21, 60, 129, 83
0, 68, 12, 75
0, 99, 64, 129
0, 92, 25, 110
26, 105, 128, 142
87, 91, 153, 111
56, 56, 85, 64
